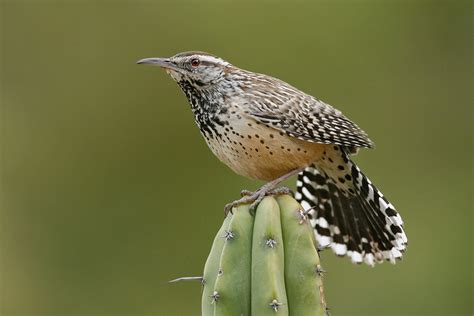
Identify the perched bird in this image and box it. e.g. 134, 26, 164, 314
137, 51, 407, 265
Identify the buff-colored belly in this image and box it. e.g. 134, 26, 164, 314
205, 121, 326, 181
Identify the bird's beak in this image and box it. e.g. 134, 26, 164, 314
136, 57, 181, 72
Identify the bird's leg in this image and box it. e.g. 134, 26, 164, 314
224, 167, 305, 216
266, 186, 293, 196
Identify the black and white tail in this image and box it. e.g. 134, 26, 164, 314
295, 147, 407, 266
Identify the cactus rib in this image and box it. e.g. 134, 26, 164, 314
251, 197, 289, 315
213, 204, 254, 315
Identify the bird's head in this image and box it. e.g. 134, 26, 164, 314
137, 51, 231, 88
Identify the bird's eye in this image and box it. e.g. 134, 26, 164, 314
191, 59, 200, 67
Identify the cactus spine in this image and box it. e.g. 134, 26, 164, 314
202, 195, 326, 316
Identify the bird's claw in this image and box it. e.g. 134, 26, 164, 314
223, 203, 234, 217
224, 186, 293, 217
248, 190, 267, 215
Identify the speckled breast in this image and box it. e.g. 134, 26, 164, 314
203, 115, 326, 181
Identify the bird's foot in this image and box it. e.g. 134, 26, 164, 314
224, 186, 294, 216
240, 189, 254, 197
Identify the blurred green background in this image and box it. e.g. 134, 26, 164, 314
1, 0, 472, 315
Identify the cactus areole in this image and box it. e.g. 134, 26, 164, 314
202, 195, 327, 316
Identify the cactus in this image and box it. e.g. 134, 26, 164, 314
201, 195, 327, 316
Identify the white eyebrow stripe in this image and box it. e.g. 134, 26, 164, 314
197, 55, 230, 66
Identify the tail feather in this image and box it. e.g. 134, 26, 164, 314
326, 181, 357, 256
295, 147, 407, 266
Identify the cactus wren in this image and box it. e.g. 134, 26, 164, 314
137, 51, 407, 265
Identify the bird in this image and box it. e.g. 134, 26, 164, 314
137, 51, 407, 266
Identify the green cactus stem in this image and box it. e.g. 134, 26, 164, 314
251, 196, 289, 315
277, 195, 326, 316
213, 204, 254, 315
202, 214, 231, 315
202, 195, 327, 316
